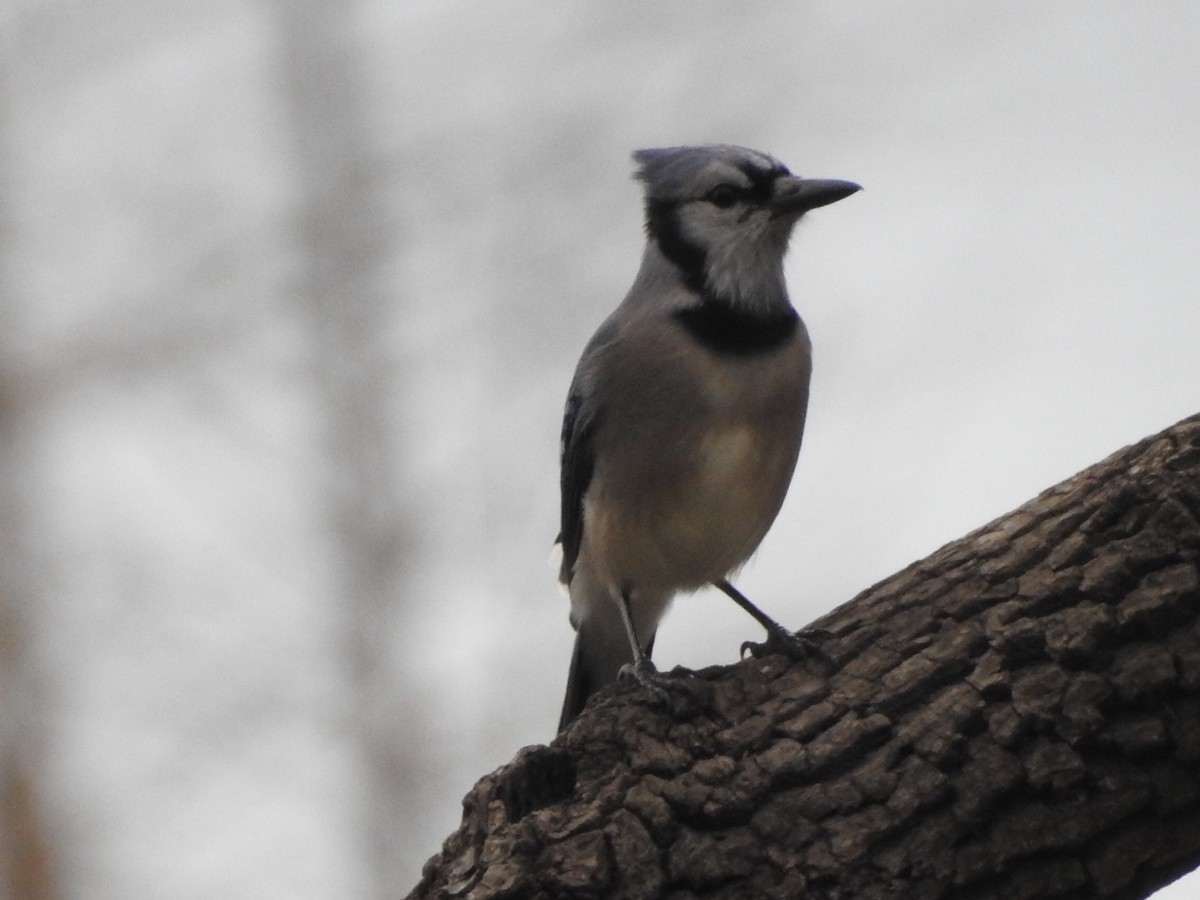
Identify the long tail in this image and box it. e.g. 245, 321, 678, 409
558, 630, 598, 732
557, 590, 656, 732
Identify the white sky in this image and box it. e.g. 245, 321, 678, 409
6, 1, 1199, 897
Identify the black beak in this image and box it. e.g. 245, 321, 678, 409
771, 177, 862, 216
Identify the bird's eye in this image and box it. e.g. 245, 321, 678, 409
706, 185, 739, 208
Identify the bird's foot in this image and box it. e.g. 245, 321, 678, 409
741, 626, 836, 672
713, 580, 836, 673
617, 656, 672, 698
618, 657, 708, 718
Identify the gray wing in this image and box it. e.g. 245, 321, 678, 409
556, 321, 620, 585
557, 382, 597, 586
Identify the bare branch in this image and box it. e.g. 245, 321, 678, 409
410, 413, 1200, 899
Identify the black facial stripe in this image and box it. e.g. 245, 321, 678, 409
645, 162, 788, 293
673, 302, 799, 356
736, 163, 785, 205
645, 199, 707, 294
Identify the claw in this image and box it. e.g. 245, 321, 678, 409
618, 657, 671, 705
617, 657, 708, 717
744, 626, 835, 673
617, 655, 660, 685
713, 579, 835, 672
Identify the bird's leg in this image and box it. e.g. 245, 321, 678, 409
712, 578, 833, 668
613, 587, 704, 714
614, 585, 657, 679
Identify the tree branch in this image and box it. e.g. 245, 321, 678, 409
409, 413, 1200, 899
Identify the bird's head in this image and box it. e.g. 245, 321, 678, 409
633, 145, 859, 310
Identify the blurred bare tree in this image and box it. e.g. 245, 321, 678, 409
271, 2, 412, 897
0, 398, 60, 900
0, 30, 57, 892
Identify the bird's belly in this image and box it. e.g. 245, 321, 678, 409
585, 420, 797, 594
663, 424, 793, 572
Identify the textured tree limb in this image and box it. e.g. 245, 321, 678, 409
409, 413, 1200, 900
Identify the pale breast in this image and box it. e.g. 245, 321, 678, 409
583, 326, 810, 594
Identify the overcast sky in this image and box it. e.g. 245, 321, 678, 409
6, 2, 1199, 897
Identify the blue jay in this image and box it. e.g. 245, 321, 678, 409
556, 145, 859, 731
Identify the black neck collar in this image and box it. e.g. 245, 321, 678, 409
673, 300, 799, 356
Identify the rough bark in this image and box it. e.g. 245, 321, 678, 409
409, 413, 1200, 900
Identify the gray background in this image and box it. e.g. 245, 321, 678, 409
2, 2, 1197, 897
